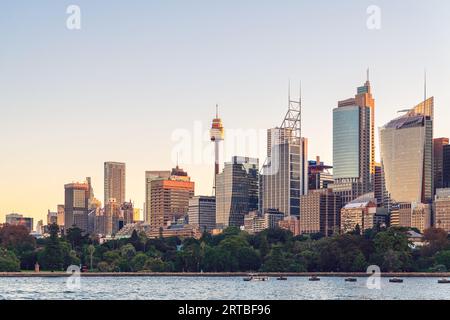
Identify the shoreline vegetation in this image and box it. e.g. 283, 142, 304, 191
1, 223, 450, 274
1, 272, 450, 278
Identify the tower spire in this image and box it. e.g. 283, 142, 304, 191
424, 69, 427, 102
216, 104, 219, 118
367, 68, 370, 82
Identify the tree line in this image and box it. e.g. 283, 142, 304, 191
1, 223, 450, 273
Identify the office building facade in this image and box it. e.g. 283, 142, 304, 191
104, 162, 126, 206
299, 189, 341, 236
434, 188, 450, 233
188, 196, 216, 232
64, 182, 90, 233
216, 156, 259, 228
332, 78, 374, 205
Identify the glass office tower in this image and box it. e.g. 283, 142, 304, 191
216, 156, 259, 228
379, 97, 434, 206
331, 78, 374, 205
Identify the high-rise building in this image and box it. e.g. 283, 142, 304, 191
57, 204, 65, 227
340, 193, 376, 234
261, 87, 308, 219
216, 156, 259, 228
5, 213, 34, 232
104, 162, 126, 205
443, 145, 450, 188
145, 170, 171, 223
379, 97, 434, 207
261, 128, 308, 218
188, 196, 216, 232
299, 189, 341, 236
434, 188, 450, 233
64, 182, 89, 233
308, 156, 333, 190
331, 76, 374, 205
433, 138, 449, 193
147, 166, 194, 229
47, 210, 58, 225
373, 163, 385, 207
104, 198, 121, 235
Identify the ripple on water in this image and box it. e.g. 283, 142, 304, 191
0, 276, 449, 300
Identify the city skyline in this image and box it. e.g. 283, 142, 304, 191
2, 1, 450, 222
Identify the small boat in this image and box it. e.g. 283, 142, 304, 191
276, 276, 288, 280
345, 277, 357, 282
438, 278, 450, 284
389, 278, 403, 283
243, 274, 269, 281
309, 276, 320, 281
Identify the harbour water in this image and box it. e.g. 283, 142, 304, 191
0, 276, 449, 300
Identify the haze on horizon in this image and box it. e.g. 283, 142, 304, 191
1, 0, 450, 224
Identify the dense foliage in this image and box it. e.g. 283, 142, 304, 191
0, 223, 449, 273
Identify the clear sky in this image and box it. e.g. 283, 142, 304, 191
1, 0, 450, 224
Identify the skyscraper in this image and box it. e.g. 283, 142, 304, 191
147, 166, 195, 229
216, 156, 259, 228
379, 97, 434, 206
145, 170, 171, 223
261, 87, 308, 218
188, 196, 216, 232
332, 76, 374, 205
64, 182, 89, 233
433, 138, 449, 192
442, 144, 450, 188
104, 162, 126, 206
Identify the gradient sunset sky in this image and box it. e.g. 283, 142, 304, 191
1, 0, 450, 224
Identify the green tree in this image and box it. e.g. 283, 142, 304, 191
120, 244, 136, 260
131, 253, 148, 271
435, 250, 450, 270
38, 224, 64, 271
0, 248, 20, 272
261, 246, 288, 272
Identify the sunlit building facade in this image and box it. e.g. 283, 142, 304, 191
434, 188, 450, 233
379, 97, 434, 207
299, 189, 341, 236
188, 196, 216, 232
104, 162, 126, 206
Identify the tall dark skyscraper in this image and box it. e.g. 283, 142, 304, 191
64, 182, 89, 233
331, 75, 374, 205
434, 138, 449, 192
216, 156, 259, 228
444, 144, 450, 188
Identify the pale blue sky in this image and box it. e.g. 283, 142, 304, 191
1, 0, 450, 222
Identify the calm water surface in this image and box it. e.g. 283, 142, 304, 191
0, 277, 448, 300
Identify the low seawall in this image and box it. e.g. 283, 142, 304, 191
1, 272, 449, 278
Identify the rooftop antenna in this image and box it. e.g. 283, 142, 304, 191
367, 68, 370, 82
424, 68, 427, 102
216, 103, 219, 118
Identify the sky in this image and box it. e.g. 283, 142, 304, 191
1, 0, 450, 224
